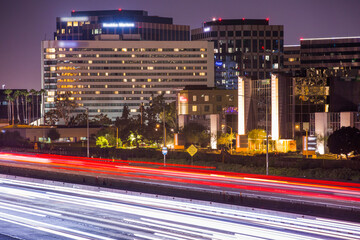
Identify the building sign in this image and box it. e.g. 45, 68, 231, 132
204, 27, 211, 32
179, 96, 188, 102
60, 17, 89, 22
215, 61, 223, 67
102, 23, 135, 28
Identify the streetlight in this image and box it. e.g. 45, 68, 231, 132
221, 124, 233, 154
79, 106, 90, 158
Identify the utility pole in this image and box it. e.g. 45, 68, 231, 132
86, 108, 89, 158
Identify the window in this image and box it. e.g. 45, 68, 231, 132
235, 31, 241, 37
216, 95, 222, 102
204, 95, 209, 101
252, 31, 257, 36
266, 31, 271, 37
259, 31, 264, 36
67, 22, 72, 27
192, 105, 197, 112
244, 31, 251, 36
61, 29, 65, 34
228, 31, 234, 37
73, 22, 78, 27
204, 105, 210, 112
273, 31, 278, 37
216, 105, 222, 112
193, 95, 197, 101
220, 31, 225, 37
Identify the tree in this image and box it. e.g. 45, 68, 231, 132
327, 127, 360, 159
4, 89, 13, 124
30, 89, 37, 123
13, 90, 21, 123
21, 90, 29, 124
92, 113, 112, 126
47, 128, 60, 142
96, 136, 109, 148
248, 129, 266, 150
181, 122, 209, 147
44, 109, 59, 125
217, 132, 235, 150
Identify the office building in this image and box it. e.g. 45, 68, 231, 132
300, 36, 360, 74
55, 9, 190, 41
42, 40, 214, 120
191, 18, 284, 89
283, 45, 300, 74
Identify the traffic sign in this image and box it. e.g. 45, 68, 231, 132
186, 144, 198, 157
162, 147, 168, 155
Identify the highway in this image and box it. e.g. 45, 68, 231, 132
0, 152, 360, 213
0, 176, 360, 240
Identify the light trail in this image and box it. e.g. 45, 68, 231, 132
1, 152, 360, 207
0, 177, 359, 239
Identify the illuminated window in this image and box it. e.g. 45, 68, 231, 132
158, 48, 162, 52
47, 97, 54, 102
148, 66, 154, 70
46, 54, 55, 59
192, 105, 197, 112
147, 79, 151, 82
48, 91, 55, 96
193, 95, 197, 101
288, 58, 295, 62
50, 67, 56, 71
204, 95, 209, 101
174, 48, 179, 52
130, 109, 137, 113
68, 97, 74, 100
67, 22, 72, 27
73, 22, 78, 27
114, 91, 118, 94
61, 29, 65, 34
46, 48, 56, 53
201, 54, 204, 58
199, 72, 206, 76
98, 109, 101, 113
166, 91, 171, 94
114, 48, 118, 52
122, 48, 127, 52
88, 60, 92, 64
95, 91, 100, 94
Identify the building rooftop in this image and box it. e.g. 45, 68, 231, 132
203, 18, 269, 27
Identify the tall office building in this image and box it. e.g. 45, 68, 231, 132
55, 9, 190, 41
283, 45, 300, 74
41, 40, 214, 120
300, 36, 360, 74
192, 18, 284, 89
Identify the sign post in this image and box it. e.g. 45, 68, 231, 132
162, 147, 168, 166
186, 144, 198, 165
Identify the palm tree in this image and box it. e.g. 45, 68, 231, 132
39, 89, 46, 125
4, 89, 13, 124
13, 90, 21, 124
21, 90, 29, 124
26, 96, 32, 125
30, 89, 37, 123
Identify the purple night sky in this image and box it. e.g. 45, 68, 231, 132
0, 0, 359, 90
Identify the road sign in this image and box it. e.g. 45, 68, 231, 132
162, 147, 168, 155
186, 144, 198, 157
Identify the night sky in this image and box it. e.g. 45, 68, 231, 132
1, 0, 359, 90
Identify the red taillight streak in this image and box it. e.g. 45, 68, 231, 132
53, 166, 360, 203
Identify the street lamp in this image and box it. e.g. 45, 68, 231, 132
221, 124, 233, 154
79, 106, 89, 158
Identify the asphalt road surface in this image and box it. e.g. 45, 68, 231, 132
0, 176, 360, 240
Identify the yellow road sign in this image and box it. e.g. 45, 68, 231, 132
186, 144, 198, 157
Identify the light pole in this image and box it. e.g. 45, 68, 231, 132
163, 105, 166, 166
85, 107, 89, 158
221, 124, 233, 154
79, 106, 90, 158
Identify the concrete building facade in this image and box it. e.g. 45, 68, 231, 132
55, 9, 190, 41
42, 40, 214, 120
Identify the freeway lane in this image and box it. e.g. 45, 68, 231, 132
0, 176, 360, 240
1, 152, 360, 211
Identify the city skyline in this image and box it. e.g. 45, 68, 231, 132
1, 0, 360, 90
